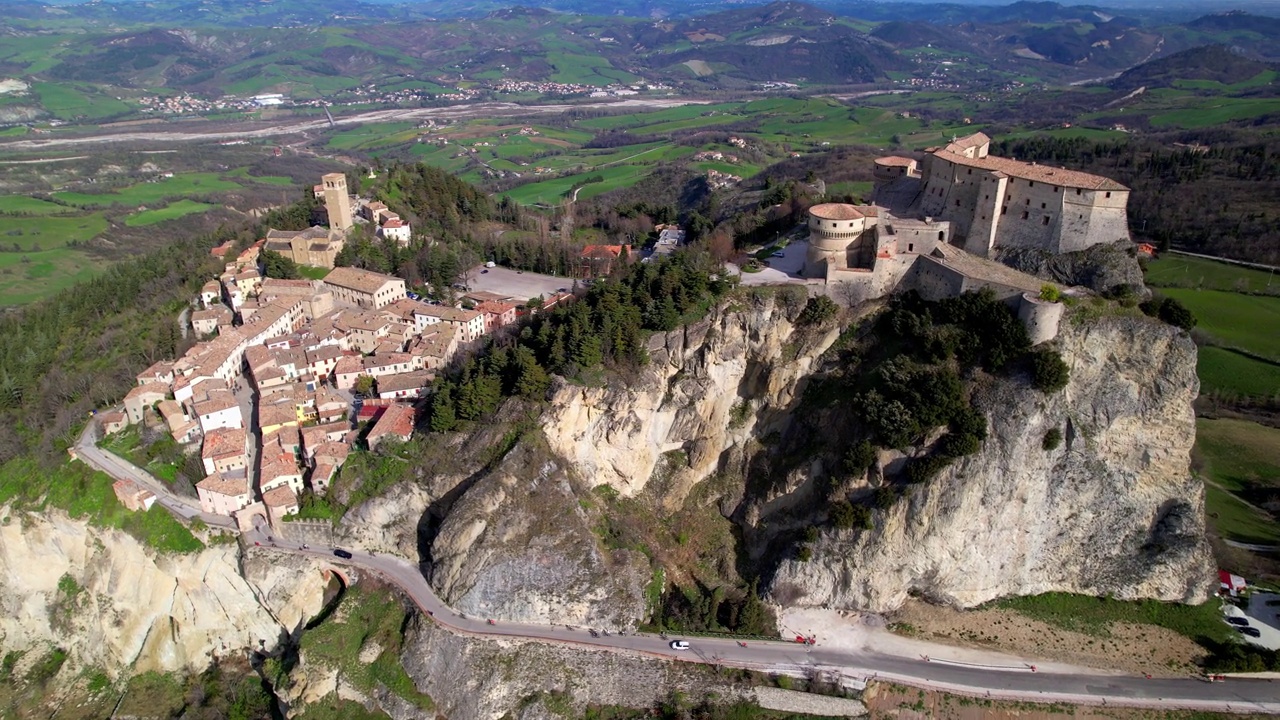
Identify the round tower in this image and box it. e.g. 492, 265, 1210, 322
1017, 293, 1065, 346
873, 156, 918, 184
805, 203, 867, 278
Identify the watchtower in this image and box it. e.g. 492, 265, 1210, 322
322, 173, 353, 231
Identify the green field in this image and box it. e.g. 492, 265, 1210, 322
327, 122, 417, 151
1197, 418, 1280, 545
0, 195, 77, 215
0, 246, 100, 305
0, 213, 107, 251
1196, 346, 1280, 399
1150, 96, 1280, 129
500, 164, 651, 205
1146, 255, 1280, 294
54, 173, 242, 208
1160, 288, 1280, 360
992, 592, 1232, 644
124, 200, 218, 227
30, 81, 131, 120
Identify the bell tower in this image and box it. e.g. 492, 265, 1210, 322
321, 173, 353, 231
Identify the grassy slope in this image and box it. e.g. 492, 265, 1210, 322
1198, 419, 1280, 545
124, 199, 217, 227
1161, 289, 1280, 360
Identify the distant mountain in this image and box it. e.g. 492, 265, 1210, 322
1109, 44, 1277, 91
1187, 10, 1280, 38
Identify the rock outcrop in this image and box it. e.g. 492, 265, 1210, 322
0, 512, 327, 677
542, 291, 838, 500
767, 314, 1215, 611
997, 241, 1145, 294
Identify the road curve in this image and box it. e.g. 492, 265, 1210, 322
75, 423, 1280, 713
244, 529, 1280, 715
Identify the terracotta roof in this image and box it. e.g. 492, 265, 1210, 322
809, 203, 865, 221
932, 148, 1127, 191
580, 244, 628, 258
324, 267, 403, 295
941, 131, 991, 155
198, 473, 250, 498
258, 402, 297, 428
334, 356, 364, 376
383, 218, 406, 228
414, 305, 482, 324
261, 484, 299, 508
126, 382, 168, 401
312, 441, 350, 462
193, 389, 239, 416
202, 427, 247, 459
367, 403, 415, 442
875, 156, 917, 167
377, 370, 433, 394
100, 410, 127, 425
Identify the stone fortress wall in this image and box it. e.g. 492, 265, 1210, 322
800, 131, 1135, 345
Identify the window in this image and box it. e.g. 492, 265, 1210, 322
955, 200, 960, 207
967, 168, 972, 175
1029, 181, 1035, 187
1041, 203, 1046, 209
1105, 192, 1112, 198
984, 194, 989, 200
1054, 186, 1059, 192
1076, 188, 1082, 195
1043, 216, 1050, 225
1021, 211, 1029, 220
1025, 199, 1030, 206
908, 243, 914, 252
1002, 206, 1008, 215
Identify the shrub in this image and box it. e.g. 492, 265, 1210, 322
829, 500, 872, 530
1030, 349, 1070, 393
1038, 284, 1061, 302
1140, 296, 1196, 331
874, 485, 898, 508
938, 431, 980, 458
905, 454, 952, 484
796, 546, 813, 562
842, 440, 876, 476
1043, 427, 1063, 451
796, 295, 839, 326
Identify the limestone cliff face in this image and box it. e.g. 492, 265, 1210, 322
0, 512, 327, 677
427, 443, 649, 628
767, 315, 1215, 611
542, 292, 837, 501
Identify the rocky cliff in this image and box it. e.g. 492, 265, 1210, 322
404, 292, 1213, 626
0, 512, 328, 678
767, 314, 1215, 611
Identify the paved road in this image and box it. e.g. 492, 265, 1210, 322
75, 423, 236, 530
245, 527, 1280, 714
732, 241, 812, 286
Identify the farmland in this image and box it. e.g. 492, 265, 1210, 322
125, 199, 217, 227
1197, 419, 1280, 546
54, 173, 243, 208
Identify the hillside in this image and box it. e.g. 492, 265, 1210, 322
1110, 45, 1277, 92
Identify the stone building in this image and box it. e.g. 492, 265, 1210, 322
322, 172, 354, 231
263, 227, 346, 269
878, 132, 1130, 258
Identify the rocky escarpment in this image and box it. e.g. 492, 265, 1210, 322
997, 241, 1145, 294
542, 291, 839, 501
768, 314, 1215, 611
0, 512, 328, 678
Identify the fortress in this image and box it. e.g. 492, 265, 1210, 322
798, 132, 1131, 345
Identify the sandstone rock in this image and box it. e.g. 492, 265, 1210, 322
0, 512, 327, 678
767, 315, 1215, 611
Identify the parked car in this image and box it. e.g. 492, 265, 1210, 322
669, 640, 690, 650
1237, 626, 1262, 638
486, 261, 496, 268
772, 251, 785, 258
1226, 617, 1250, 627
333, 548, 353, 559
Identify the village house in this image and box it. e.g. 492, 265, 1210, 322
263, 226, 346, 269
407, 325, 458, 370
191, 306, 234, 337
98, 410, 129, 436
362, 353, 415, 380
323, 267, 407, 310
260, 453, 304, 497
192, 387, 242, 434
201, 427, 248, 475
333, 356, 367, 391
379, 218, 412, 246
475, 299, 519, 333
306, 344, 345, 382
197, 472, 253, 517
258, 400, 300, 436
363, 201, 388, 222
377, 370, 433, 400
136, 360, 175, 387
112, 479, 156, 512
576, 244, 630, 278
124, 383, 168, 425
314, 387, 348, 424
262, 485, 301, 524
366, 403, 416, 450
200, 280, 222, 308
156, 399, 199, 444
413, 305, 486, 343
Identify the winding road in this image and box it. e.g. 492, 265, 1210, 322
76, 424, 1280, 713
244, 527, 1280, 715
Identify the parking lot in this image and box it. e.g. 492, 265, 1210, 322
732, 241, 813, 286
1229, 592, 1280, 650
464, 265, 575, 302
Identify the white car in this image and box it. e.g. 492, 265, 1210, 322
669, 640, 690, 650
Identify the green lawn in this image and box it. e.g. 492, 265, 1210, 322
1195, 346, 1280, 399
500, 164, 650, 205
298, 265, 331, 280
1146, 255, 1280, 295
124, 200, 217, 227
1160, 289, 1280, 360
991, 592, 1232, 644
0, 195, 77, 215
1150, 97, 1280, 129
1197, 418, 1280, 545
54, 173, 242, 208
327, 122, 416, 151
